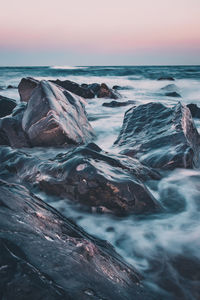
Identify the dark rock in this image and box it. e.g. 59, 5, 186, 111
114, 102, 200, 169
157, 76, 175, 81
165, 92, 181, 98
7, 85, 17, 89
0, 144, 161, 216
19, 77, 120, 100
22, 81, 94, 147
0, 179, 156, 300
103, 100, 135, 108
113, 85, 133, 90
0, 104, 30, 148
18, 77, 39, 102
187, 103, 200, 118
97, 83, 120, 99
51, 79, 95, 99
0, 95, 16, 118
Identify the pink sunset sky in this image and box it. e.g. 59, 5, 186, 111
0, 0, 200, 65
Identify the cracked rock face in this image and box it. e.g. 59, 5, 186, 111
0, 180, 156, 300
22, 80, 94, 147
114, 102, 200, 169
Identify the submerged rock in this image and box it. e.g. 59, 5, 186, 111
160, 84, 179, 93
114, 102, 200, 169
22, 81, 94, 147
0, 144, 160, 216
157, 76, 175, 81
0, 95, 16, 118
18, 77, 39, 102
187, 103, 200, 118
165, 92, 181, 98
7, 85, 17, 89
113, 85, 133, 90
0, 179, 156, 300
102, 100, 135, 108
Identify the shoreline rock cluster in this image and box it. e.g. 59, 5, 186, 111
0, 75, 200, 299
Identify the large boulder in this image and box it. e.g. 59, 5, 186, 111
0, 144, 161, 216
0, 103, 30, 148
18, 77, 39, 102
0, 95, 16, 118
22, 81, 94, 147
0, 179, 156, 300
114, 102, 200, 169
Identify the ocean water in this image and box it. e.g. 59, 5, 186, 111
1, 65, 200, 299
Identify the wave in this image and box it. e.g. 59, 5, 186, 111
49, 65, 88, 70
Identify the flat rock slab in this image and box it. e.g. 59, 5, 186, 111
0, 179, 156, 300
22, 81, 94, 147
114, 102, 200, 169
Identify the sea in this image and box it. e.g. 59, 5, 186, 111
1, 65, 200, 299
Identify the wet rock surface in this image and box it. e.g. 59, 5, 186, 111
18, 77, 39, 102
187, 103, 200, 118
0, 95, 16, 118
0, 144, 160, 216
114, 102, 200, 169
22, 81, 94, 147
19, 77, 120, 101
0, 179, 156, 300
0, 103, 30, 148
102, 100, 135, 108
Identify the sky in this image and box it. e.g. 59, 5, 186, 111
0, 0, 200, 66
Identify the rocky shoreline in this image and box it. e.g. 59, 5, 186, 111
0, 74, 200, 299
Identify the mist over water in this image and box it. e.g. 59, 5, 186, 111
1, 65, 200, 299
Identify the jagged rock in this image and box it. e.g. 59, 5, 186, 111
0, 95, 16, 118
0, 144, 161, 216
22, 81, 94, 147
187, 103, 200, 118
18, 77, 39, 102
97, 83, 120, 99
0, 179, 156, 300
18, 77, 120, 100
102, 100, 135, 108
114, 102, 200, 169
0, 103, 30, 148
